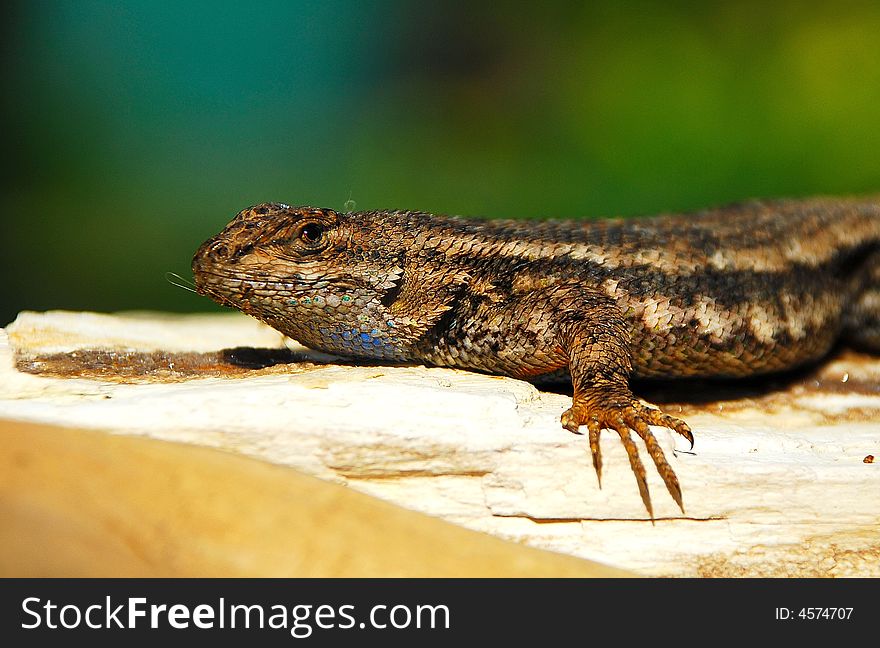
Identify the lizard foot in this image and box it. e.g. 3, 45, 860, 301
561, 400, 693, 521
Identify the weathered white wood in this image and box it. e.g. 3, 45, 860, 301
2, 310, 879, 576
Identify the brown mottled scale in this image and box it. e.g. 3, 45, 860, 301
192, 197, 880, 520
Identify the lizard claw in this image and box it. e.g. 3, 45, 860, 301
586, 415, 603, 488
561, 400, 690, 520
637, 406, 694, 450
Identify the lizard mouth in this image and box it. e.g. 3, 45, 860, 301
190, 269, 241, 311
191, 243, 251, 311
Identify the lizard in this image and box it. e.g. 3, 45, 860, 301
191, 197, 880, 520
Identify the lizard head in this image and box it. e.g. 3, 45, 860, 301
193, 203, 341, 282
192, 202, 407, 354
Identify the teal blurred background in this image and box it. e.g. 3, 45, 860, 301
3, 1, 880, 326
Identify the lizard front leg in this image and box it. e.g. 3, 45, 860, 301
555, 294, 693, 520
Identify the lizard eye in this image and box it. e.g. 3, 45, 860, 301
298, 222, 326, 246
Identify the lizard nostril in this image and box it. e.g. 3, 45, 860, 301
209, 241, 233, 260
192, 238, 236, 272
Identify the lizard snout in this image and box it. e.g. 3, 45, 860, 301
192, 236, 237, 267
191, 235, 238, 294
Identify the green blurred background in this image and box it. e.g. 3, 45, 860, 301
3, 1, 880, 326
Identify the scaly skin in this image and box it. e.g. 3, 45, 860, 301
192, 198, 880, 520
